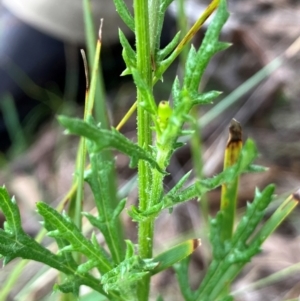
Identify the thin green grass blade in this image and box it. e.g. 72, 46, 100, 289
199, 57, 283, 127
151, 239, 201, 275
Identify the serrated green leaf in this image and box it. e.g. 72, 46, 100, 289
54, 277, 81, 296
83, 147, 125, 264
119, 29, 136, 70
215, 41, 232, 52
0, 220, 75, 273
182, 45, 197, 89
132, 138, 261, 220
232, 185, 275, 246
155, 53, 174, 81
53, 272, 111, 298
0, 188, 75, 272
101, 256, 157, 295
0, 187, 22, 234
36, 202, 112, 274
0, 179, 112, 299
159, 139, 258, 210
194, 185, 281, 301
183, 0, 229, 92
58, 115, 166, 174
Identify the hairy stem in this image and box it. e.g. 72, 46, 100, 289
134, 0, 153, 300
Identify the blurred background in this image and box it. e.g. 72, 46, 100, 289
0, 0, 300, 300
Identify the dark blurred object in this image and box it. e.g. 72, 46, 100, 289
0, 8, 67, 151
0, 0, 131, 152
0, 1, 175, 152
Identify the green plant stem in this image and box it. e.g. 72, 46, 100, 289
134, 0, 153, 300
232, 262, 300, 297
82, 1, 124, 262
199, 57, 283, 127
115, 0, 220, 129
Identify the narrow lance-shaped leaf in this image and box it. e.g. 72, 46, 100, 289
162, 139, 258, 209
36, 202, 112, 274
58, 116, 166, 174
112, 0, 135, 31
83, 141, 125, 264
157, 31, 181, 61
151, 239, 201, 275
119, 29, 136, 71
